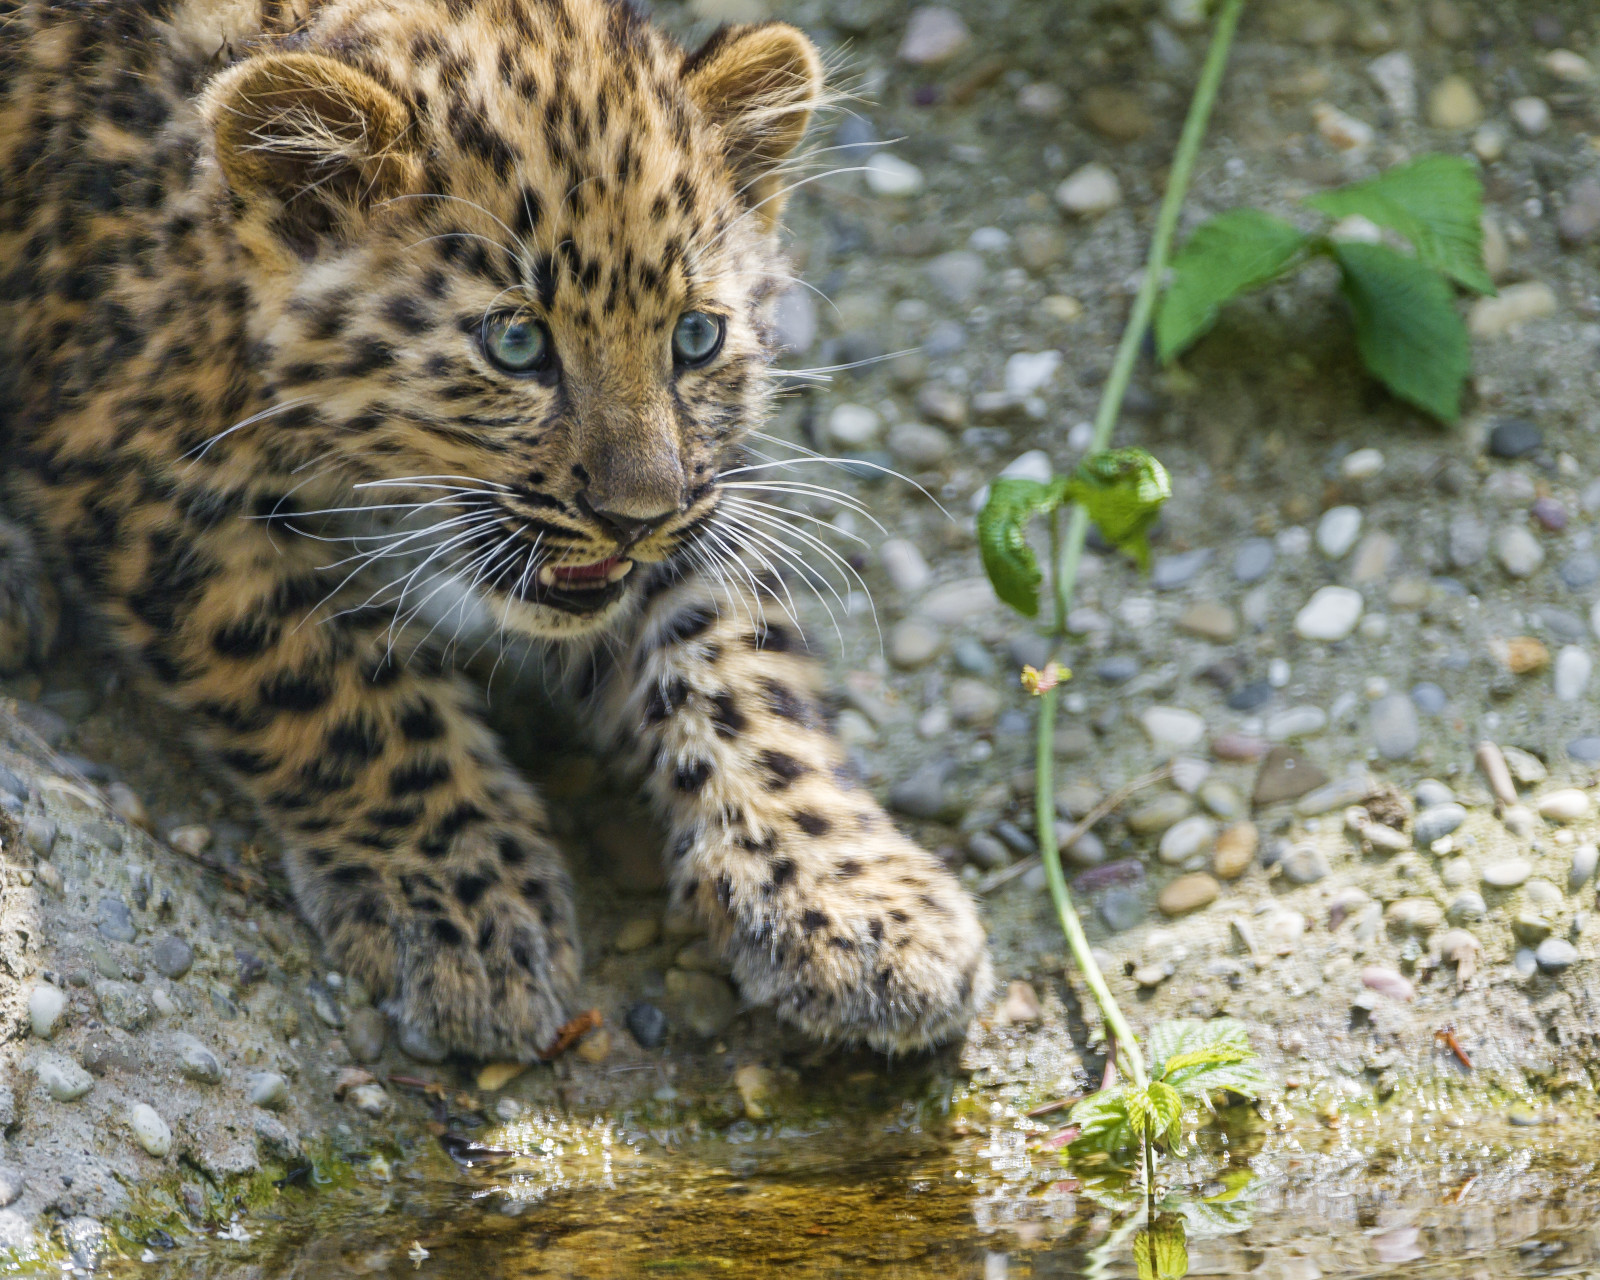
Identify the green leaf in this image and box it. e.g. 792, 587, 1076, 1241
1134, 1214, 1190, 1280
1306, 154, 1493, 295
1067, 1088, 1136, 1160
1331, 241, 1470, 422
1062, 448, 1172, 571
1150, 1018, 1266, 1103
1144, 1080, 1185, 1150
976, 477, 1063, 618
1156, 209, 1308, 361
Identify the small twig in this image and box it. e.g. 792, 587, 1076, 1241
1101, 1032, 1121, 1092
1024, 1093, 1084, 1120
1435, 1024, 1473, 1070
979, 765, 1173, 895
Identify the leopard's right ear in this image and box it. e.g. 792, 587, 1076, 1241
203, 52, 421, 238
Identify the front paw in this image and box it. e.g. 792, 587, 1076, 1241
683, 821, 993, 1053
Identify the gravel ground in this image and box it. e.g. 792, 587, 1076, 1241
4, 0, 1600, 1262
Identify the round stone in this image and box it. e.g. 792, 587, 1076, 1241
1555, 648, 1593, 702
1361, 967, 1415, 1002
1157, 872, 1219, 917
1385, 897, 1444, 934
1494, 525, 1545, 578
149, 935, 194, 980
1511, 96, 1551, 134
898, 5, 970, 64
1316, 505, 1362, 559
947, 678, 1001, 726
1535, 938, 1578, 973
625, 1002, 668, 1049
1370, 694, 1420, 760
247, 1072, 289, 1110
1054, 163, 1122, 216
28, 983, 66, 1040
864, 152, 924, 197
1294, 586, 1363, 641
93, 980, 150, 1032
1157, 815, 1217, 866
38, 1054, 92, 1102
1411, 683, 1447, 714
23, 816, 56, 858
344, 1008, 388, 1063
1126, 792, 1194, 836
879, 539, 931, 595
96, 896, 135, 944
1483, 858, 1534, 888
826, 403, 881, 448
925, 250, 985, 305
1537, 788, 1592, 822
1004, 351, 1061, 398
1265, 705, 1328, 741
1414, 779, 1455, 808
1426, 74, 1482, 128
1447, 890, 1487, 923
888, 619, 943, 671
128, 1104, 172, 1158
1098, 887, 1146, 932
1413, 803, 1467, 846
1139, 706, 1205, 754
1279, 845, 1330, 885
174, 1035, 224, 1085
0, 1166, 22, 1208
613, 917, 661, 953
1212, 822, 1259, 880
1198, 780, 1245, 821
1570, 843, 1599, 891
663, 970, 738, 1038
1233, 538, 1275, 583
886, 422, 952, 469
1340, 448, 1385, 480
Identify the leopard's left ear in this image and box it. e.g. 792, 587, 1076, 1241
682, 22, 824, 229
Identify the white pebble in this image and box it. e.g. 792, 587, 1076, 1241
1004, 351, 1061, 398
1294, 586, 1364, 641
1268, 658, 1292, 688
1472, 123, 1507, 160
1494, 524, 1544, 578
1140, 706, 1205, 754
28, 984, 66, 1040
1482, 858, 1532, 889
879, 539, 931, 595
968, 226, 1011, 253
999, 449, 1053, 484
1366, 51, 1417, 120
37, 1054, 92, 1102
1276, 525, 1312, 557
1055, 163, 1122, 216
1316, 505, 1363, 558
1555, 646, 1593, 702
1537, 788, 1592, 823
1312, 103, 1374, 151
898, 5, 970, 65
1469, 282, 1557, 338
1544, 49, 1594, 83
1266, 705, 1328, 740
826, 403, 882, 448
128, 1103, 173, 1157
1158, 815, 1217, 866
1510, 97, 1551, 135
863, 152, 925, 198
1340, 448, 1385, 480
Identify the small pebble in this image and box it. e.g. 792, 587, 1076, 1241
1413, 803, 1467, 846
879, 539, 931, 595
1386, 898, 1444, 935
1537, 788, 1592, 822
614, 917, 660, 953
1126, 792, 1194, 837
1426, 74, 1481, 128
28, 984, 66, 1039
1370, 694, 1420, 760
1279, 845, 1330, 885
128, 1104, 173, 1157
0, 1167, 22, 1208
1555, 648, 1593, 703
93, 980, 149, 1032
1340, 448, 1385, 480
863, 152, 924, 197
173, 1035, 224, 1085
1313, 102, 1373, 151
664, 970, 738, 1037
1212, 822, 1259, 880
1316, 506, 1362, 558
1233, 539, 1275, 582
1266, 705, 1328, 741
347, 1083, 392, 1118
1198, 779, 1244, 821
1535, 938, 1578, 973
1099, 887, 1146, 932
625, 1001, 668, 1049
97, 897, 136, 944
344, 1008, 387, 1063
1157, 872, 1219, 917
1483, 858, 1534, 888
1510, 96, 1551, 134
1055, 163, 1122, 216
38, 1054, 92, 1102
889, 619, 943, 670
898, 5, 970, 64
306, 982, 344, 1030
1544, 49, 1593, 82
999, 980, 1041, 1026
1294, 586, 1363, 641
1139, 706, 1204, 754
1157, 815, 1217, 866
1469, 282, 1557, 338
23, 816, 56, 858
246, 1072, 289, 1110
1447, 890, 1487, 923
1414, 779, 1455, 808
1361, 966, 1415, 1002
1503, 804, 1538, 837
1570, 843, 1598, 891
149, 935, 194, 981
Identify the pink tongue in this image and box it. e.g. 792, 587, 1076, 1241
553, 557, 619, 582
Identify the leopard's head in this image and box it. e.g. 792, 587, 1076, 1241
202, 0, 822, 636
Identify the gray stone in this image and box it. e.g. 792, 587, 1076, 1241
345, 1007, 388, 1063
1410, 682, 1447, 714
37, 1053, 92, 1102
886, 422, 952, 469
150, 935, 194, 980
1448, 514, 1490, 568
93, 980, 150, 1032
1569, 737, 1600, 765
1414, 779, 1455, 808
1279, 845, 1330, 885
1096, 655, 1140, 684
879, 539, 931, 595
23, 816, 56, 858
1560, 552, 1600, 591
0, 1166, 22, 1208
247, 1072, 289, 1110
307, 982, 344, 1029
1556, 177, 1600, 246
625, 1002, 668, 1048
1495, 525, 1545, 578
890, 762, 960, 821
1571, 843, 1599, 891
1151, 550, 1211, 590
1487, 417, 1543, 458
1098, 887, 1146, 932
925, 251, 985, 305
1233, 538, 1275, 583
1447, 890, 1487, 923
664, 970, 738, 1037
888, 619, 942, 669
1370, 694, 1420, 760
97, 897, 136, 944
1295, 773, 1374, 816
174, 1035, 224, 1084
1413, 803, 1467, 846
0, 766, 27, 803
396, 1021, 447, 1063
1535, 938, 1578, 973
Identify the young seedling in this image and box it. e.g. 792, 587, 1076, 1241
1156, 153, 1494, 422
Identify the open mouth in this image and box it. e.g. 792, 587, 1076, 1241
518, 556, 634, 614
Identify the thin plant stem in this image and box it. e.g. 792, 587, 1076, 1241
1029, 0, 1248, 1124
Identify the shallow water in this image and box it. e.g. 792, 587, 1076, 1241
41, 1076, 1600, 1279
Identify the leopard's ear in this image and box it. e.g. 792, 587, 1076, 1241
203, 52, 421, 239
682, 22, 824, 229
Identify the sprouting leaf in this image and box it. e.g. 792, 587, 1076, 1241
1143, 1080, 1185, 1151
1150, 1019, 1265, 1102
1306, 154, 1494, 295
1148, 1017, 1252, 1069
1156, 209, 1308, 361
1066, 1088, 1135, 1160
1331, 241, 1471, 423
1062, 448, 1172, 571
976, 477, 1063, 617
1134, 1213, 1190, 1280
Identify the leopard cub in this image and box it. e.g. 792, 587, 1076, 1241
0, 0, 992, 1058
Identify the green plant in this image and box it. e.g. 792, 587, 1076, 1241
1156, 153, 1493, 422
974, 0, 1265, 1193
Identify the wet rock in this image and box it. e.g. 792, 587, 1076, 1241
306, 982, 344, 1030
37, 1053, 92, 1102
128, 1103, 172, 1157
1212, 822, 1259, 880
150, 935, 194, 980
1279, 845, 1330, 885
625, 1002, 668, 1049
396, 1022, 446, 1064
1483, 858, 1533, 888
733, 1065, 777, 1121
93, 980, 150, 1032
1536, 938, 1578, 973
23, 815, 56, 858
1537, 788, 1592, 822
1487, 416, 1542, 459
1294, 586, 1363, 641
1412, 803, 1466, 846
29, 983, 66, 1039
1127, 792, 1193, 837
664, 970, 738, 1037
1253, 747, 1328, 806
1157, 872, 1218, 916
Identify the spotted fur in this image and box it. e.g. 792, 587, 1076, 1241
0, 0, 991, 1057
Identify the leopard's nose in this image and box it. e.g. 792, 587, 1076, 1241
576, 492, 675, 545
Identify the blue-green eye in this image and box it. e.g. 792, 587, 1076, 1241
671, 311, 725, 367
482, 311, 551, 374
